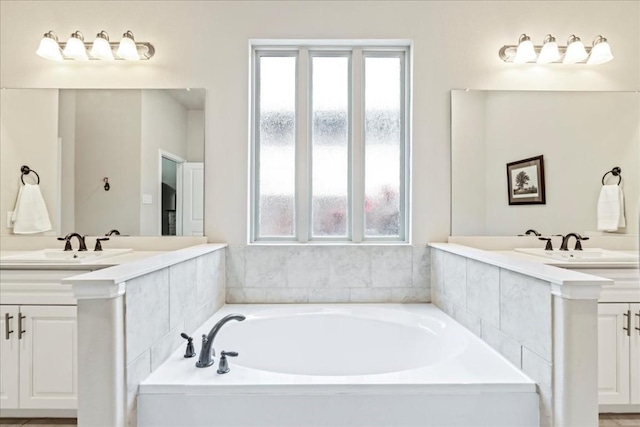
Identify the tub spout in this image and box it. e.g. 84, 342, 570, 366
196, 314, 245, 368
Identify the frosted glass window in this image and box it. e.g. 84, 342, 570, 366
364, 56, 402, 237
311, 56, 350, 237
256, 55, 297, 238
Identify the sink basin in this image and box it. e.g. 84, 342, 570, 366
514, 248, 639, 263
1, 248, 133, 264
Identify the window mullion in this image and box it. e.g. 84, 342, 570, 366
296, 48, 310, 242
351, 48, 364, 243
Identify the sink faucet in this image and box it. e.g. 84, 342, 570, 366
196, 314, 245, 368
560, 233, 590, 251
106, 229, 121, 236
522, 229, 541, 236
57, 233, 88, 251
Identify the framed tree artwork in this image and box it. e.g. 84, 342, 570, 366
506, 155, 546, 205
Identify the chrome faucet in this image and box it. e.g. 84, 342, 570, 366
560, 233, 590, 251
57, 233, 87, 251
196, 314, 245, 368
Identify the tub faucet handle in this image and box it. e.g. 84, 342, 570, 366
217, 351, 238, 374
180, 333, 196, 358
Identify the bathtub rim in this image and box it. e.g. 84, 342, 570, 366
140, 303, 536, 395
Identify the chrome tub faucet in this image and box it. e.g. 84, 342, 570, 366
196, 314, 245, 368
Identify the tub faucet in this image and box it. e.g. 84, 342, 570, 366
560, 233, 589, 251
196, 314, 245, 368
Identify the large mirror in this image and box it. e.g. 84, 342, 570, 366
0, 88, 205, 237
451, 90, 639, 236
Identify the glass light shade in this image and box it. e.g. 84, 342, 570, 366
537, 41, 560, 64
587, 40, 613, 65
117, 35, 139, 60
90, 36, 114, 60
63, 35, 88, 60
563, 39, 588, 64
36, 35, 63, 61
513, 39, 537, 63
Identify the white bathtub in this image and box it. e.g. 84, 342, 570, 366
139, 304, 539, 427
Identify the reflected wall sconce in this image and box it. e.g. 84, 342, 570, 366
36, 30, 155, 61
499, 34, 613, 65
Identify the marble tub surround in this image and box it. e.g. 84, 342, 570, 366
225, 245, 430, 303
66, 244, 226, 427
431, 243, 610, 427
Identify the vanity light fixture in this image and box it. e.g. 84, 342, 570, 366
36, 31, 63, 61
537, 34, 560, 64
116, 31, 140, 61
35, 29, 155, 61
499, 33, 613, 65
563, 35, 588, 64
90, 31, 114, 60
513, 34, 537, 63
587, 35, 614, 65
63, 31, 89, 60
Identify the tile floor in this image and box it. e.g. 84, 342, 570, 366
0, 415, 638, 426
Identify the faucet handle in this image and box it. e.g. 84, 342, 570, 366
574, 236, 589, 251
217, 351, 239, 374
57, 237, 73, 251
538, 237, 553, 251
180, 333, 196, 358
94, 237, 109, 251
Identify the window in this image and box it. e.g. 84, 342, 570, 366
251, 43, 410, 243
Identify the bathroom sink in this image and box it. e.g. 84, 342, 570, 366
1, 248, 133, 264
514, 248, 639, 263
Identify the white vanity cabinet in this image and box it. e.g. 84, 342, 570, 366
1, 304, 77, 410
575, 267, 640, 410
0, 269, 87, 414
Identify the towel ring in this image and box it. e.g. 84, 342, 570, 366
601, 167, 622, 186
20, 165, 40, 185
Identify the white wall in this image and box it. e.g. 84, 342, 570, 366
452, 91, 640, 236
451, 90, 487, 236
1, 1, 639, 244
140, 89, 189, 235
0, 89, 59, 236
74, 90, 142, 236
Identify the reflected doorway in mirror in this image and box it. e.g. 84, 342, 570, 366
506, 155, 546, 205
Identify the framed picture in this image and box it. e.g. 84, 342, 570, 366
506, 155, 546, 205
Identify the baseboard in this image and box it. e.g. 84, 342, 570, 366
0, 408, 77, 418
599, 404, 640, 413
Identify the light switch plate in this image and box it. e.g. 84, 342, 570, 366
7, 211, 14, 228
142, 194, 153, 205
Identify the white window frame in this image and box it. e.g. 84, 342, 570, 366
250, 42, 411, 244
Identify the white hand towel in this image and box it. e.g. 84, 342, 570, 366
11, 183, 53, 234
597, 184, 626, 232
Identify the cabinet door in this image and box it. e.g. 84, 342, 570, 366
0, 306, 20, 409
18, 305, 77, 409
631, 303, 640, 404
598, 303, 631, 405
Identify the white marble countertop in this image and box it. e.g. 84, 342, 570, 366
429, 243, 612, 299
492, 250, 639, 270
65, 243, 227, 300
0, 250, 165, 270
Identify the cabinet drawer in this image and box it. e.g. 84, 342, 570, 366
574, 269, 640, 303
0, 270, 88, 305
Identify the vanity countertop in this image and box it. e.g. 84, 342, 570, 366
0, 250, 167, 270
494, 250, 639, 269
